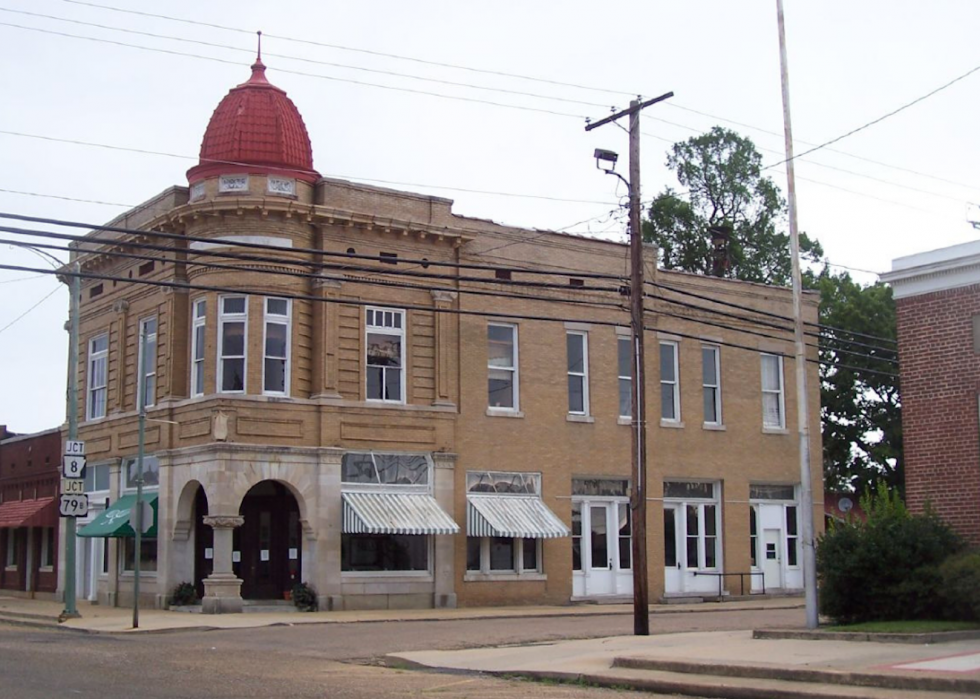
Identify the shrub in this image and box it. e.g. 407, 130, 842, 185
292, 582, 318, 612
939, 551, 980, 622
169, 581, 199, 607
817, 483, 963, 624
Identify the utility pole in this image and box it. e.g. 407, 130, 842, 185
62, 258, 81, 619
775, 0, 819, 630
587, 90, 673, 636
133, 322, 148, 629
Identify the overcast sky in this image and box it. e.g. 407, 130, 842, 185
2, 0, 978, 434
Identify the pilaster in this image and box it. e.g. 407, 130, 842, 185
111, 299, 129, 415
312, 276, 343, 400
430, 290, 458, 408
314, 448, 343, 610
432, 451, 457, 608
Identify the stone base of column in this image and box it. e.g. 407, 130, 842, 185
317, 594, 344, 611
201, 573, 244, 614
434, 593, 457, 609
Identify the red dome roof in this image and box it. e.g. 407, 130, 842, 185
187, 59, 318, 184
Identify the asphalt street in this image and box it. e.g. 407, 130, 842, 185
0, 606, 805, 698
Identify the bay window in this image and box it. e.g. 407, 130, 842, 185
218, 296, 247, 393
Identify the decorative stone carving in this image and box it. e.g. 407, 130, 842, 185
300, 518, 317, 541
430, 290, 457, 304
213, 411, 229, 441
112, 299, 129, 313
202, 515, 244, 529
313, 275, 343, 290
172, 520, 192, 542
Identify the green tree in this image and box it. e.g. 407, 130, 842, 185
817, 271, 902, 496
642, 126, 823, 285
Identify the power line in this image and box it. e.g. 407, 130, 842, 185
0, 283, 62, 337
0, 22, 589, 120
60, 0, 637, 98
763, 62, 980, 170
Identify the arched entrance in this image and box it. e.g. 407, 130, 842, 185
234, 481, 301, 600
191, 486, 213, 599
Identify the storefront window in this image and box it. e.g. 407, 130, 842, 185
122, 538, 157, 573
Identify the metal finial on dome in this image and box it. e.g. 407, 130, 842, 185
248, 30, 268, 83
256, 31, 262, 63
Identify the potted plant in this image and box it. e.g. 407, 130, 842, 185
292, 582, 318, 612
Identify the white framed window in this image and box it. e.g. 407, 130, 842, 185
488, 323, 518, 410
122, 455, 160, 491
749, 506, 758, 568
664, 481, 719, 571
137, 317, 157, 409
761, 353, 785, 429
365, 307, 405, 403
40, 528, 55, 569
83, 463, 111, 493
566, 331, 589, 415
659, 341, 680, 422
702, 344, 721, 425
190, 298, 206, 397
263, 297, 291, 395
618, 336, 632, 418
4, 529, 16, 568
218, 296, 247, 393
87, 334, 108, 420
786, 505, 799, 567
465, 471, 546, 576
122, 538, 158, 573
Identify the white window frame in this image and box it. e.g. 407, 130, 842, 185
659, 340, 680, 423
365, 307, 406, 404
137, 316, 157, 409
618, 336, 632, 419
218, 296, 248, 394
761, 353, 786, 430
487, 323, 519, 412
785, 505, 800, 569
467, 536, 541, 575
701, 344, 722, 426
190, 298, 206, 397
566, 331, 589, 416
262, 297, 291, 396
86, 333, 108, 421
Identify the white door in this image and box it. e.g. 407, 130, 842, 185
663, 505, 682, 593
762, 528, 782, 589
573, 500, 632, 597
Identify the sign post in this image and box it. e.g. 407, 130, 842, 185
60, 439, 86, 619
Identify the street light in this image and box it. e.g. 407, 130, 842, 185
8, 241, 82, 618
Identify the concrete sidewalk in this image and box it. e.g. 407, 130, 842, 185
0, 594, 802, 634
390, 629, 980, 699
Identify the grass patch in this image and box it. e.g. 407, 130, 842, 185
824, 620, 980, 633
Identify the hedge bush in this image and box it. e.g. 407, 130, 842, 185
817, 484, 963, 624
939, 551, 980, 622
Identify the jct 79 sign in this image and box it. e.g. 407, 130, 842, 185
59, 494, 89, 518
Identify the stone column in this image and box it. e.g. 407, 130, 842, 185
201, 515, 244, 614
312, 277, 343, 400
314, 448, 343, 611
432, 452, 457, 608
430, 290, 458, 408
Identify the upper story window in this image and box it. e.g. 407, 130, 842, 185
702, 345, 721, 426
263, 298, 290, 395
761, 354, 785, 430
122, 455, 160, 490
365, 307, 405, 403
137, 317, 157, 409
566, 332, 589, 415
190, 298, 206, 397
218, 296, 247, 393
87, 334, 108, 420
618, 336, 632, 418
341, 453, 430, 487
488, 323, 518, 410
660, 341, 680, 423
83, 463, 111, 493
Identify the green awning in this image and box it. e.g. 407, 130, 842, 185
77, 493, 158, 538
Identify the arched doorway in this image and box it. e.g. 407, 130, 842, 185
191, 486, 212, 599
235, 481, 301, 600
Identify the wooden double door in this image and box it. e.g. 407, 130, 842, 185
234, 481, 302, 600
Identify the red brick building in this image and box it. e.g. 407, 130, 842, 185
0, 426, 61, 597
882, 242, 980, 545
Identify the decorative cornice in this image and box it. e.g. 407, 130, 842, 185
882, 250, 980, 300
430, 289, 457, 304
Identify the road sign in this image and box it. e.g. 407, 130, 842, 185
130, 500, 153, 534
59, 494, 89, 518
63, 455, 85, 479
64, 440, 86, 456
61, 478, 85, 495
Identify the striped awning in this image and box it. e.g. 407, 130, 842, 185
341, 491, 459, 535
467, 494, 570, 539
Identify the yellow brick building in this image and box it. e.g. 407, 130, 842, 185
63, 56, 821, 612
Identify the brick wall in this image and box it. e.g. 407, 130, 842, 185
896, 283, 980, 544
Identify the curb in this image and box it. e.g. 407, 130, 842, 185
613, 656, 980, 695
0, 615, 91, 633
754, 628, 980, 645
